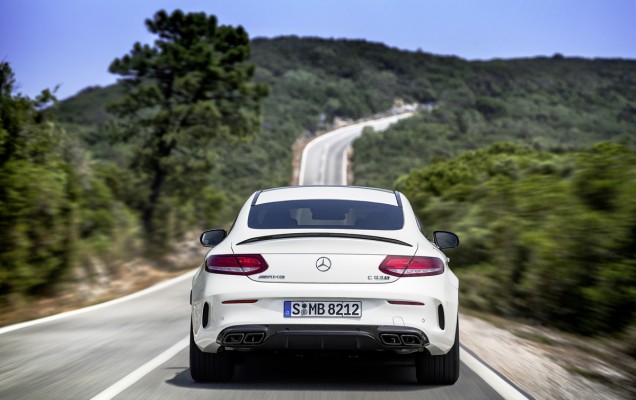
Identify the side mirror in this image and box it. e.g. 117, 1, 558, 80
433, 231, 460, 249
200, 229, 227, 247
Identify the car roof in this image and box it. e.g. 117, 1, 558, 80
254, 186, 400, 206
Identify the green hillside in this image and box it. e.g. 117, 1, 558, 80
52, 37, 482, 207
54, 37, 636, 198
400, 143, 636, 340
353, 56, 636, 188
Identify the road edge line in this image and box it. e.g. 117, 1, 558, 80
90, 335, 189, 400
460, 346, 532, 400
0, 269, 197, 335
341, 143, 352, 185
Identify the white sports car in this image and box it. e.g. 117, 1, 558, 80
190, 186, 460, 384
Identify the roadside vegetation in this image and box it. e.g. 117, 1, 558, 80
0, 10, 270, 307
399, 143, 636, 349
1, 17, 635, 351
1, 62, 138, 300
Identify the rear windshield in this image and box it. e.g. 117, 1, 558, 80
248, 200, 404, 230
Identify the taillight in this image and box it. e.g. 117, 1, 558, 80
379, 256, 444, 277
206, 254, 268, 275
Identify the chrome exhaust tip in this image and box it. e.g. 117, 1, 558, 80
401, 334, 423, 346
223, 333, 245, 345
380, 333, 402, 346
244, 332, 265, 344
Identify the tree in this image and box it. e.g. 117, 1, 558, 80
108, 10, 268, 247
0, 62, 74, 296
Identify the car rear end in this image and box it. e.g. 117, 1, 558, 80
191, 187, 458, 358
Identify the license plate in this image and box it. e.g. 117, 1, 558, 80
284, 301, 362, 318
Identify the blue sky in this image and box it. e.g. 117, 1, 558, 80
1, 0, 635, 100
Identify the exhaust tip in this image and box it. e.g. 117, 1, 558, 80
401, 334, 423, 346
380, 333, 402, 346
244, 332, 265, 344
223, 333, 245, 345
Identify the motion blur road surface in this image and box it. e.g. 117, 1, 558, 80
0, 274, 505, 400
0, 114, 524, 399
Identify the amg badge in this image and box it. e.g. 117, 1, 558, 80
258, 275, 285, 280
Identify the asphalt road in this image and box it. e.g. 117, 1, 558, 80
299, 113, 414, 185
0, 273, 507, 400
0, 114, 526, 400
0, 275, 193, 399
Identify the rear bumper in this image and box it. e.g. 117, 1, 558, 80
191, 270, 458, 355
216, 324, 429, 352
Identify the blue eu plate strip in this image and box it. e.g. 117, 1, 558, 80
283, 301, 291, 317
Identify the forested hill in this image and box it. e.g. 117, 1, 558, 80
56, 36, 636, 186
58, 36, 636, 128
52, 36, 636, 221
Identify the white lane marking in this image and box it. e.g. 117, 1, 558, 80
90, 335, 189, 400
0, 269, 197, 335
298, 124, 347, 185
341, 143, 352, 185
319, 141, 332, 185
460, 348, 530, 400
85, 335, 528, 400
297, 136, 310, 185
90, 338, 530, 400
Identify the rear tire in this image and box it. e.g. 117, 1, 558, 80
190, 323, 235, 382
415, 321, 460, 385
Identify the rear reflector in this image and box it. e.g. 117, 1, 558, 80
388, 300, 425, 306
222, 299, 259, 304
379, 256, 444, 277
206, 254, 268, 275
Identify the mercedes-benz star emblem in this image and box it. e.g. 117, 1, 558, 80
316, 257, 332, 272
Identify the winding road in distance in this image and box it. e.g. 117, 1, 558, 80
299, 113, 414, 185
0, 113, 529, 400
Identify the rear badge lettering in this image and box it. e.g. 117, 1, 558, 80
258, 275, 285, 280
368, 275, 390, 281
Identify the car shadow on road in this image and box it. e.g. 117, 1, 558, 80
166, 355, 438, 392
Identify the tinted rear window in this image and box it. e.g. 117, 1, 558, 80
248, 200, 404, 230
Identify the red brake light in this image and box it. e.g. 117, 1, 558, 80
379, 256, 444, 277
206, 254, 268, 275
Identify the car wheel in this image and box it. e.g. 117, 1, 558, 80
190, 322, 235, 382
415, 321, 460, 385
